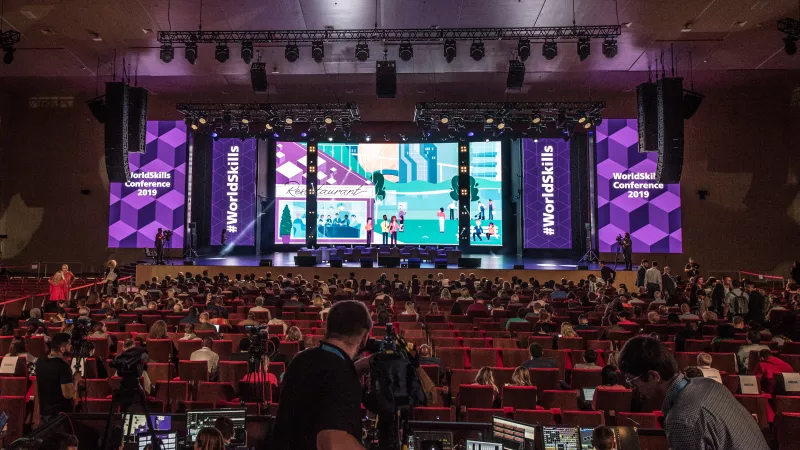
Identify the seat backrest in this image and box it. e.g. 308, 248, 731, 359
514, 409, 556, 426
449, 369, 479, 399
734, 394, 769, 429
0, 376, 27, 397
543, 349, 568, 380
218, 361, 248, 385
457, 385, 495, 410
616, 412, 662, 429
465, 408, 505, 423
0, 396, 25, 441
461, 338, 491, 349
557, 337, 584, 351
530, 336, 555, 350
87, 337, 110, 360
539, 390, 579, 412
501, 385, 538, 410
178, 360, 209, 383
154, 380, 189, 411
594, 388, 633, 424
177, 340, 203, 358
145, 362, 171, 382
413, 406, 455, 422
571, 369, 603, 390
469, 348, 501, 369
774, 396, 800, 415
501, 349, 530, 368
528, 368, 560, 391
438, 347, 469, 370
780, 354, 800, 372
146, 339, 174, 363
211, 340, 233, 361
561, 410, 605, 427
197, 381, 235, 403
709, 352, 738, 374
777, 412, 800, 450
674, 352, 701, 370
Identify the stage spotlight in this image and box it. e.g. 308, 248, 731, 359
440, 116, 449, 124
211, 131, 219, 140
328, 135, 334, 142
198, 115, 207, 125
497, 121, 506, 130
443, 39, 457, 63
160, 44, 174, 63
467, 131, 475, 137
518, 38, 531, 61
241, 41, 254, 64
602, 39, 618, 58
324, 116, 333, 125
190, 121, 199, 131
285, 43, 300, 62
400, 134, 408, 141
185, 42, 198, 64
355, 39, 369, 61
577, 113, 588, 124
265, 121, 274, 130
241, 114, 250, 125
577, 37, 590, 61
399, 42, 413, 61
485, 116, 494, 125
583, 121, 592, 129
215, 43, 230, 63
531, 114, 542, 124
784, 36, 798, 55
285, 117, 293, 125
470, 41, 485, 61
542, 41, 557, 60
365, 134, 372, 142
311, 40, 324, 62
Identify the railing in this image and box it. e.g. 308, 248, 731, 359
0, 275, 132, 317
707, 269, 786, 290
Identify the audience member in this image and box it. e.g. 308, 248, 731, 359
696, 353, 722, 382
521, 343, 556, 369
190, 337, 220, 380
737, 330, 769, 373
194, 427, 226, 450
574, 349, 601, 369
508, 366, 533, 386
751, 348, 793, 394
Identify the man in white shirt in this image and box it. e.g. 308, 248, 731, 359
737, 331, 770, 374
644, 261, 663, 298
448, 201, 457, 220
696, 353, 722, 383
190, 337, 220, 380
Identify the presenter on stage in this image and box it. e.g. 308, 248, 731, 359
365, 218, 374, 246
380, 215, 390, 245
155, 228, 165, 265
622, 232, 633, 270
438, 208, 446, 233
448, 200, 456, 220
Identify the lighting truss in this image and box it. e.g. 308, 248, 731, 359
158, 26, 621, 44
778, 18, 800, 37
414, 101, 606, 125
177, 102, 361, 126
1, 30, 21, 48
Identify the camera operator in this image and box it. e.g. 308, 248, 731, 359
621, 232, 633, 270
271, 300, 373, 450
155, 227, 166, 265
35, 333, 80, 422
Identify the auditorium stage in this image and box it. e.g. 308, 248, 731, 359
135, 253, 637, 287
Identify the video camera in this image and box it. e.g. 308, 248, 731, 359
69, 316, 92, 352
244, 324, 275, 358
111, 346, 148, 383
163, 230, 173, 240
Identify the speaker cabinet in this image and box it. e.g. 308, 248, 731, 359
380, 256, 401, 268
636, 82, 658, 152
104, 82, 130, 182
458, 257, 482, 269
360, 258, 374, 268
376, 60, 397, 99
656, 77, 685, 183
294, 256, 317, 267
330, 258, 343, 268
127, 87, 148, 154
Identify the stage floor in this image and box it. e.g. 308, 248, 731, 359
136, 253, 638, 287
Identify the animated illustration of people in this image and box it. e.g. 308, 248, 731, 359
349, 214, 359, 229
398, 205, 406, 232
389, 216, 399, 246
292, 213, 304, 237
476, 201, 486, 220
488, 199, 495, 220
486, 222, 497, 240
365, 218, 374, 246
448, 200, 457, 220
380, 215, 390, 245
437, 207, 446, 233
342, 214, 351, 227
472, 220, 484, 241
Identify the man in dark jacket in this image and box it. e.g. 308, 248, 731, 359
636, 260, 650, 289
745, 281, 765, 324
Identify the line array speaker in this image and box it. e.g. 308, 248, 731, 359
127, 87, 148, 154
104, 82, 130, 182
636, 82, 658, 152
250, 62, 268, 92
376, 60, 397, 99
506, 60, 525, 91
656, 77, 685, 183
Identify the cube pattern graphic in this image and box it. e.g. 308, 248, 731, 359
596, 119, 682, 253
211, 138, 256, 246
108, 121, 186, 248
523, 138, 572, 249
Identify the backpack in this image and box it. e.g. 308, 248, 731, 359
729, 290, 749, 315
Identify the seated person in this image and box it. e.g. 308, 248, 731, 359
505, 307, 529, 330
751, 348, 793, 394
737, 330, 770, 373
418, 345, 444, 383
507, 366, 533, 386
696, 353, 722, 382
593, 365, 628, 410
521, 343, 556, 369
592, 426, 617, 450
472, 366, 500, 407
190, 337, 220, 380
180, 324, 200, 340
574, 349, 601, 370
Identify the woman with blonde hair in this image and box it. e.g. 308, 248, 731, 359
509, 366, 533, 386
474, 366, 500, 405
560, 322, 578, 338
285, 325, 306, 350
429, 302, 441, 315
401, 302, 419, 320
104, 260, 120, 296
49, 270, 68, 301
311, 293, 324, 308
148, 320, 169, 339
440, 288, 452, 300
193, 427, 226, 450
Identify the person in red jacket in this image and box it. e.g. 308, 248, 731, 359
751, 348, 794, 394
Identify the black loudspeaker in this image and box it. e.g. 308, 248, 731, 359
577, 264, 589, 270
380, 256, 401, 268
434, 260, 448, 269
360, 258, 374, 268
636, 82, 658, 152
250, 62, 268, 92
458, 257, 481, 269
104, 82, 130, 182
128, 87, 148, 154
376, 60, 397, 99
87, 96, 106, 123
657, 77, 685, 183
259, 259, 273, 267
330, 258, 343, 268
683, 90, 704, 119
183, 260, 195, 265
506, 60, 525, 91
294, 256, 317, 267
408, 258, 421, 269
513, 264, 525, 270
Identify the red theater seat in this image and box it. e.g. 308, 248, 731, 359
197, 381, 236, 404
774, 396, 800, 415
466, 408, 505, 423
571, 369, 603, 390
413, 406, 456, 422
777, 413, 800, 450
457, 385, 495, 410
470, 348, 501, 368
539, 390, 579, 413
734, 394, 770, 429
594, 388, 633, 425
449, 369, 479, 399
514, 409, 556, 426
0, 377, 27, 397
0, 396, 24, 443
529, 368, 560, 391
616, 412, 662, 429
438, 347, 469, 370
154, 380, 189, 412
502, 349, 530, 368
501, 385, 538, 410
562, 410, 605, 427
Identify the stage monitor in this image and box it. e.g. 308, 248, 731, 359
578, 427, 640, 450
542, 426, 580, 450
121, 414, 171, 436
596, 119, 682, 253
469, 141, 503, 247
466, 441, 503, 450
492, 416, 536, 450
186, 408, 246, 443
211, 138, 257, 246
138, 432, 177, 450
522, 138, 572, 249
275, 142, 462, 245
108, 120, 186, 248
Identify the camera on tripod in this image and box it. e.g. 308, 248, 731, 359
163, 230, 173, 240
363, 323, 400, 355
615, 234, 624, 245
244, 324, 275, 358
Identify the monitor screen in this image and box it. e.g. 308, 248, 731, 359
542, 426, 580, 450
121, 414, 171, 436
186, 409, 246, 443
492, 416, 536, 449
466, 441, 503, 450
579, 428, 596, 450
582, 388, 596, 402
138, 432, 178, 450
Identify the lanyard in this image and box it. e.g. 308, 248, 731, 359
665, 377, 690, 415
320, 342, 349, 362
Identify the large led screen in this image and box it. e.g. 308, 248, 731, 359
274, 142, 461, 245
108, 121, 186, 248
210, 138, 257, 246
469, 141, 503, 246
596, 119, 682, 253
523, 138, 572, 249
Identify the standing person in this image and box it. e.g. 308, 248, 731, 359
49, 270, 68, 301
271, 301, 373, 450
448, 200, 456, 220
488, 199, 494, 220
35, 333, 79, 422
365, 217, 374, 246
684, 257, 700, 280
437, 208, 446, 233
790, 260, 799, 284
645, 261, 663, 298
636, 260, 650, 289
621, 232, 633, 270
618, 336, 770, 450
476, 201, 485, 220
61, 264, 75, 292
599, 261, 616, 285
380, 215, 390, 245
155, 227, 165, 265
662, 266, 678, 302
397, 205, 405, 232
745, 281, 766, 324
389, 216, 399, 246
220, 227, 227, 246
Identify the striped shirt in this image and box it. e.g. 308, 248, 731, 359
662, 374, 770, 450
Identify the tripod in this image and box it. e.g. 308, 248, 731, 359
241, 351, 270, 409
579, 227, 599, 264
72, 339, 90, 411
372, 408, 411, 450
101, 377, 162, 450
183, 227, 199, 260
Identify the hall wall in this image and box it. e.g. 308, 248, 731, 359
0, 87, 798, 276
